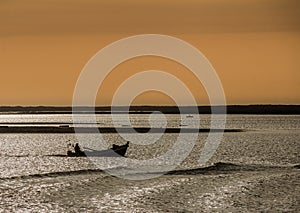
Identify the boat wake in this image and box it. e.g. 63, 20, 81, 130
0, 169, 105, 180
166, 162, 295, 175
1, 162, 298, 181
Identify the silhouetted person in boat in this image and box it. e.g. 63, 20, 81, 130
74, 143, 83, 155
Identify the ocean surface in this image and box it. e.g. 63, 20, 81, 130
0, 114, 299, 212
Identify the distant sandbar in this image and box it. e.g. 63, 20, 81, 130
0, 105, 299, 114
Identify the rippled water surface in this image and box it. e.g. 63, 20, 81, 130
0, 114, 299, 212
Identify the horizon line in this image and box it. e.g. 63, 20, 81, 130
1, 104, 300, 108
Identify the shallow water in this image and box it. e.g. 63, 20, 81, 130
0, 114, 299, 212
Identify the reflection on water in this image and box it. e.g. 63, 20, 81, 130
0, 114, 299, 211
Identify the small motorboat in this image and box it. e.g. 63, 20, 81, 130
67, 141, 129, 157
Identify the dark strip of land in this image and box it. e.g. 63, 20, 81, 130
0, 122, 95, 125
0, 105, 299, 114
0, 126, 242, 134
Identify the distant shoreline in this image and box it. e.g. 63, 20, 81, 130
0, 105, 300, 114
0, 127, 243, 134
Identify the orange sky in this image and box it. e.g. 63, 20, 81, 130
0, 0, 299, 106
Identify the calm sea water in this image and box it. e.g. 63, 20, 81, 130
0, 114, 299, 212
